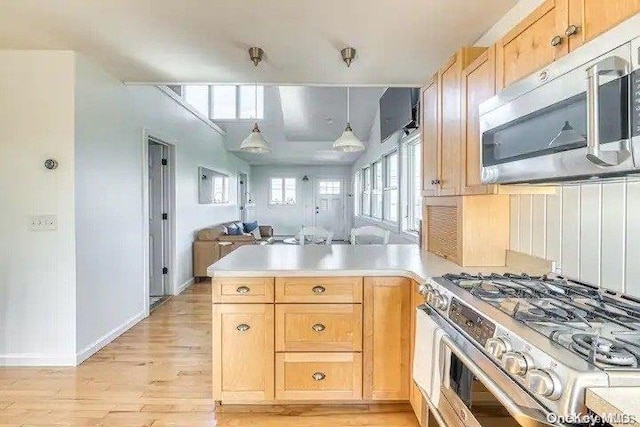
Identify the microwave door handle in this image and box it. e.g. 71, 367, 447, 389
440, 335, 557, 427
586, 56, 631, 167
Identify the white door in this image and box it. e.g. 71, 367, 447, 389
148, 141, 166, 297
315, 179, 345, 240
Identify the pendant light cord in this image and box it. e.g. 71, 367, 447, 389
346, 87, 350, 124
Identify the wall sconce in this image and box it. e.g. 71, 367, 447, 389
302, 175, 309, 182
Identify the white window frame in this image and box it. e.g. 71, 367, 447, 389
211, 175, 230, 205
371, 159, 383, 220
353, 171, 362, 216
210, 85, 264, 121
269, 177, 297, 206
362, 166, 371, 217
402, 135, 422, 235
383, 150, 399, 224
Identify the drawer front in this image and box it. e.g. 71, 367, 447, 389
276, 304, 362, 352
275, 352, 362, 401
275, 277, 363, 303
212, 277, 274, 303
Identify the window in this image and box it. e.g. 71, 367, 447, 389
383, 151, 399, 223
183, 85, 210, 117
239, 85, 265, 119
403, 140, 422, 233
211, 85, 264, 120
371, 160, 383, 219
211, 85, 236, 119
198, 167, 229, 205
212, 175, 229, 204
354, 171, 362, 216
319, 181, 341, 195
270, 178, 296, 205
362, 167, 371, 216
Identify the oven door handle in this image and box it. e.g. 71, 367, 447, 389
585, 55, 631, 167
441, 335, 558, 427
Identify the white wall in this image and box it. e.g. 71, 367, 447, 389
474, 0, 545, 46
351, 107, 416, 244
0, 51, 77, 365
250, 165, 352, 238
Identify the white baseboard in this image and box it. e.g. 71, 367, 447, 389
176, 277, 195, 295
0, 353, 76, 367
75, 310, 146, 365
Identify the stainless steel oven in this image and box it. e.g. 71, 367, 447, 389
479, 14, 640, 184
414, 306, 558, 427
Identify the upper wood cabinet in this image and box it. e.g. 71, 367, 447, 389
421, 75, 439, 197
495, 0, 569, 91
461, 48, 497, 196
567, 0, 640, 51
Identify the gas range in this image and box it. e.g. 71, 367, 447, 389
422, 272, 640, 421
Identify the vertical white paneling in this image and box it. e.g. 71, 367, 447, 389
626, 181, 640, 296
601, 182, 626, 292
579, 183, 601, 286
561, 186, 581, 279
519, 195, 533, 255
531, 194, 546, 259
509, 195, 520, 251
545, 191, 562, 269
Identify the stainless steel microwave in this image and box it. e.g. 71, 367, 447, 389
479, 14, 640, 184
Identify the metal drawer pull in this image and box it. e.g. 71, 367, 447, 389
312, 323, 326, 332
312, 285, 326, 294
312, 372, 326, 381
236, 286, 250, 294
236, 324, 250, 332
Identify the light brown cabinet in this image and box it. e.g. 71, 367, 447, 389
409, 280, 425, 424
212, 277, 274, 303
275, 276, 363, 303
567, 0, 640, 51
421, 75, 439, 197
212, 303, 274, 403
363, 277, 412, 401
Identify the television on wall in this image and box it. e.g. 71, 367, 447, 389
379, 87, 419, 143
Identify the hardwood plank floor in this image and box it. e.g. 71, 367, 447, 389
0, 281, 420, 426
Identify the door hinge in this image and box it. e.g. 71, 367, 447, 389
162, 213, 168, 220
161, 158, 168, 166
162, 267, 168, 275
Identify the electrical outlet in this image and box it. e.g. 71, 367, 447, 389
28, 215, 57, 231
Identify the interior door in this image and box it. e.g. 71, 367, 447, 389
148, 141, 166, 298
238, 172, 248, 222
315, 179, 345, 240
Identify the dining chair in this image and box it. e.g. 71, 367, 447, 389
297, 226, 333, 245
350, 226, 390, 245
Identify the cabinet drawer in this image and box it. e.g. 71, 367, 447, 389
276, 304, 362, 352
275, 277, 363, 303
275, 352, 362, 401
212, 277, 274, 303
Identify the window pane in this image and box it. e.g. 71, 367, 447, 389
373, 161, 383, 190
319, 181, 340, 195
212, 85, 236, 119
284, 178, 296, 204
184, 85, 210, 117
354, 173, 361, 215
363, 193, 371, 215
239, 85, 264, 119
363, 167, 371, 190
384, 188, 399, 222
372, 193, 382, 219
270, 178, 283, 204
387, 152, 399, 187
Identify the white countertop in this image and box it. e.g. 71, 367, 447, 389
207, 244, 509, 283
586, 387, 640, 426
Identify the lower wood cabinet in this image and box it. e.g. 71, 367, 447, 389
409, 280, 425, 422
275, 352, 363, 401
363, 277, 412, 401
212, 303, 274, 403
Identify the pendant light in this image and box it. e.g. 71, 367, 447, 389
333, 47, 364, 153
241, 47, 271, 153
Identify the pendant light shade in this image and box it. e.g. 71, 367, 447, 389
333, 123, 364, 152
241, 123, 271, 153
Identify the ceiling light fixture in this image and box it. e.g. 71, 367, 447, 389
241, 47, 271, 154
333, 47, 364, 153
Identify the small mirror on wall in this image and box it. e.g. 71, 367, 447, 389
198, 167, 230, 204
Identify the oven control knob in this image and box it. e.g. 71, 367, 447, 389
418, 283, 433, 296
485, 337, 511, 360
432, 293, 449, 311
503, 351, 533, 377
526, 369, 562, 400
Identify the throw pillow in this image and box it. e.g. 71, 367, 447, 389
243, 221, 259, 233
227, 226, 243, 236
250, 227, 262, 240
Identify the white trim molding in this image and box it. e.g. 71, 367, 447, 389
0, 353, 77, 367
176, 278, 195, 296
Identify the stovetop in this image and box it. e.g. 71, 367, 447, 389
442, 273, 640, 370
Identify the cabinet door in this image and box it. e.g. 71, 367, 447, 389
212, 304, 274, 402
495, 0, 568, 91
568, 0, 640, 51
421, 76, 439, 197
438, 54, 463, 196
461, 48, 496, 195
363, 277, 411, 400
409, 281, 424, 424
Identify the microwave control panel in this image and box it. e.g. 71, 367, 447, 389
633, 69, 640, 137
449, 298, 496, 346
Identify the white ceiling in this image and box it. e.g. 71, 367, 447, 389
0, 0, 516, 86
222, 86, 385, 165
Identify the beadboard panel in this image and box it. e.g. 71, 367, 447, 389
509, 179, 640, 296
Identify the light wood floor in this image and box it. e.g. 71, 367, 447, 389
0, 281, 420, 426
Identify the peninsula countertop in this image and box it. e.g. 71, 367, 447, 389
207, 244, 513, 283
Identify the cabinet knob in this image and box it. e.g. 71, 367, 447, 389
236, 324, 250, 332
312, 323, 326, 332
565, 24, 579, 37
312, 285, 326, 294
312, 372, 326, 381
431, 179, 441, 185
236, 286, 250, 294
550, 35, 563, 47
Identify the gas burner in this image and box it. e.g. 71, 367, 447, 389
471, 282, 506, 301
515, 307, 550, 322
571, 334, 638, 368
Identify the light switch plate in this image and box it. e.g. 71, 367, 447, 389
28, 215, 57, 231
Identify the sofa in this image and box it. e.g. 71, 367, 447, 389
193, 220, 274, 278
